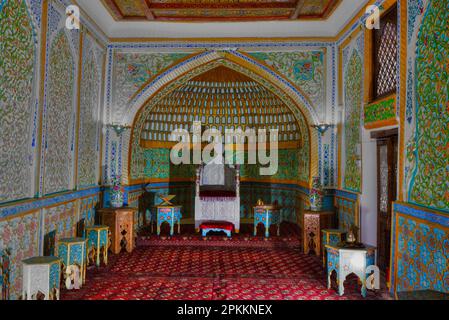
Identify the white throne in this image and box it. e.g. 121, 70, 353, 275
194, 158, 241, 233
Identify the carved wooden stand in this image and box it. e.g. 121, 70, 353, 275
98, 208, 136, 254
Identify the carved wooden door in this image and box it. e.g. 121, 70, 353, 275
376, 134, 398, 272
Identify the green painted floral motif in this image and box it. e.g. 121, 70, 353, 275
343, 51, 363, 193
44, 30, 75, 195
250, 51, 325, 109
410, 0, 449, 211
239, 149, 301, 181
364, 98, 396, 124
0, 0, 36, 202
113, 52, 189, 117
143, 148, 171, 179
78, 45, 101, 187
142, 147, 302, 182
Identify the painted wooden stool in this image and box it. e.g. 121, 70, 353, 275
22, 256, 61, 300
57, 238, 87, 289
85, 225, 110, 267
321, 229, 346, 267
156, 205, 182, 236
326, 244, 377, 298
253, 205, 281, 237
200, 221, 234, 238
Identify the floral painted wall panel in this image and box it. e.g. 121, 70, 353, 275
143, 148, 171, 179
240, 149, 301, 182
406, 0, 449, 211
128, 190, 144, 233
112, 52, 189, 120
341, 34, 364, 194
43, 30, 76, 195
395, 214, 449, 293
44, 201, 78, 249
249, 51, 326, 111
79, 194, 100, 227
142, 147, 303, 183
240, 184, 304, 223
0, 0, 38, 203
78, 35, 103, 188
0, 211, 40, 299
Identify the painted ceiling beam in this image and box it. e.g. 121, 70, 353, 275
103, 0, 123, 19
141, 0, 155, 20
145, 3, 297, 10
290, 0, 306, 19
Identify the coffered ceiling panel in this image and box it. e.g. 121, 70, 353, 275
102, 0, 341, 22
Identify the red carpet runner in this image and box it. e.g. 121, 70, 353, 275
61, 224, 389, 300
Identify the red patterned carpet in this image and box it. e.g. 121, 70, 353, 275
61, 224, 390, 300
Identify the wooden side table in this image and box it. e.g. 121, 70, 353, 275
303, 210, 334, 256
98, 207, 136, 254
253, 205, 281, 237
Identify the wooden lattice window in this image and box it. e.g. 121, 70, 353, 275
373, 6, 398, 99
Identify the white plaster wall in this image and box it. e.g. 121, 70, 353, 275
360, 128, 377, 246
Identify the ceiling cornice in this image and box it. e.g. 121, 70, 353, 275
75, 0, 371, 41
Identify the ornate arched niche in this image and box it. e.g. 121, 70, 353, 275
125, 52, 319, 188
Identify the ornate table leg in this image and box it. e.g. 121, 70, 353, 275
277, 222, 281, 236
338, 275, 345, 296
102, 246, 108, 266
253, 222, 257, 236
170, 219, 175, 236
96, 247, 100, 268
265, 221, 270, 238
157, 223, 161, 236
361, 279, 367, 298
178, 220, 181, 234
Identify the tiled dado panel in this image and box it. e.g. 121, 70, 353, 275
0, 189, 100, 299
240, 183, 309, 225
335, 189, 359, 234
128, 188, 145, 234
391, 203, 449, 296
0, 211, 40, 300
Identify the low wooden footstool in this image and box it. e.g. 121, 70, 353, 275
200, 221, 234, 238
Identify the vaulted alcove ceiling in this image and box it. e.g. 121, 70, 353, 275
140, 66, 302, 146
102, 0, 341, 22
